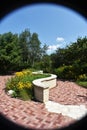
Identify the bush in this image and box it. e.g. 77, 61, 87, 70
76, 74, 87, 88
6, 69, 34, 100
54, 66, 64, 79
77, 74, 87, 81
54, 65, 75, 80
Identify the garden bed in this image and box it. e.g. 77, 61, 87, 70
6, 69, 51, 101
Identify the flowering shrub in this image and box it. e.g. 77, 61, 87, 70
6, 69, 33, 100
15, 72, 24, 77
17, 81, 32, 89
55, 65, 75, 80
77, 74, 87, 81
76, 74, 87, 88
15, 69, 32, 77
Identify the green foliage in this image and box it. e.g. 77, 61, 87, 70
19, 88, 33, 101
0, 29, 48, 74
54, 65, 75, 80
77, 74, 87, 81
18, 29, 31, 63
33, 45, 49, 71
51, 36, 87, 69
0, 29, 87, 82
51, 36, 87, 80
54, 66, 64, 79
6, 70, 33, 100
0, 32, 21, 74
76, 81, 87, 88
33, 55, 52, 73
6, 69, 50, 100
18, 29, 48, 68
28, 33, 41, 67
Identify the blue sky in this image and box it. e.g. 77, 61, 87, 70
0, 3, 87, 54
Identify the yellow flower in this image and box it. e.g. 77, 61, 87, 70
17, 81, 32, 89
15, 72, 24, 77
22, 71, 28, 75
25, 82, 32, 88
22, 70, 32, 75
17, 82, 24, 89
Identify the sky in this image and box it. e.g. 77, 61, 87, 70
0, 3, 87, 54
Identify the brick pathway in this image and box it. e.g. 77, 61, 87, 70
50, 80, 87, 106
0, 76, 87, 129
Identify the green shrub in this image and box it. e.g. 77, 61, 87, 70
76, 74, 87, 88
55, 65, 75, 80
55, 66, 64, 79
77, 74, 87, 81
6, 69, 34, 100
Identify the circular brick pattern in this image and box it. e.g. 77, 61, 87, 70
0, 76, 87, 129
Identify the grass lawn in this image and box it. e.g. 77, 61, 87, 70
76, 81, 87, 88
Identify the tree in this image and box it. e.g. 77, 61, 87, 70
18, 29, 31, 64
50, 36, 87, 79
28, 33, 42, 67
0, 32, 21, 73
41, 44, 48, 58
50, 48, 66, 68
18, 29, 48, 68
40, 54, 52, 73
0, 29, 49, 73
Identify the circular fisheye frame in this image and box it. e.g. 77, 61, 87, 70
0, 0, 87, 130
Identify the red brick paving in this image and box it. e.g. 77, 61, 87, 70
0, 76, 87, 129
49, 80, 87, 106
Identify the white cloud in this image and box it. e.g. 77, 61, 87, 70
48, 44, 60, 51
47, 44, 61, 54
47, 37, 65, 54
56, 37, 64, 42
